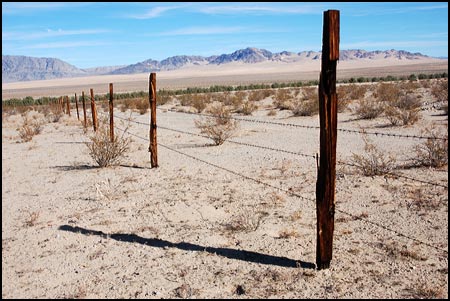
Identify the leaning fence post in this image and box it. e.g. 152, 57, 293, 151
90, 88, 98, 132
316, 9, 339, 270
82, 91, 87, 128
149, 72, 158, 168
109, 83, 114, 142
75, 93, 80, 120
66, 96, 71, 116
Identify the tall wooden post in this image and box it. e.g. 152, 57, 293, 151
90, 88, 98, 132
149, 72, 158, 168
66, 96, 71, 116
109, 83, 114, 142
82, 91, 87, 128
75, 93, 80, 120
316, 9, 339, 270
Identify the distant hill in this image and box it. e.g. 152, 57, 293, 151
2, 48, 442, 83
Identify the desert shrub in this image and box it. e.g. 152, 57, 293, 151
135, 98, 149, 115
353, 97, 385, 119
85, 125, 131, 167
375, 83, 402, 102
351, 134, 396, 176
291, 99, 319, 116
47, 103, 64, 122
18, 116, 42, 142
384, 93, 421, 126
273, 89, 292, 110
157, 93, 172, 106
414, 127, 448, 168
235, 101, 258, 115
194, 103, 238, 145
431, 80, 448, 102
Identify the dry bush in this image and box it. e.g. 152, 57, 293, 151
85, 124, 131, 167
414, 127, 448, 168
157, 93, 172, 105
375, 83, 402, 102
291, 99, 319, 116
223, 210, 268, 233
431, 80, 448, 102
248, 90, 267, 102
397, 80, 420, 93
273, 89, 292, 110
235, 101, 258, 115
24, 211, 40, 227
194, 103, 238, 145
267, 109, 277, 116
18, 116, 43, 142
179, 94, 210, 113
135, 98, 149, 115
353, 97, 385, 119
122, 98, 137, 111
384, 93, 421, 126
277, 228, 299, 239
351, 134, 396, 176
337, 84, 366, 112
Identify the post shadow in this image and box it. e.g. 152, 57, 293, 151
59, 225, 315, 269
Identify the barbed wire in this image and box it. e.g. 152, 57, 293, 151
105, 111, 448, 189
158, 108, 448, 141
113, 124, 448, 255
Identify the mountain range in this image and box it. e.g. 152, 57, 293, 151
1, 47, 441, 83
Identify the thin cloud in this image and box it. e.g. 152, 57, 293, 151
342, 40, 448, 49
24, 41, 109, 49
127, 5, 184, 19
3, 29, 111, 41
155, 26, 290, 36
199, 4, 323, 15
2, 2, 91, 14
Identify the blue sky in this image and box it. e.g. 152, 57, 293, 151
2, 2, 448, 68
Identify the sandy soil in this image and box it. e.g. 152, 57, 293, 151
2, 59, 447, 100
2, 83, 448, 298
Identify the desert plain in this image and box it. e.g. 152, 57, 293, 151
2, 60, 448, 299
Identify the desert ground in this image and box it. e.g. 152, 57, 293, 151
2, 59, 448, 100
2, 76, 448, 298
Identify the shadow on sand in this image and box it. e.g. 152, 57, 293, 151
59, 224, 315, 269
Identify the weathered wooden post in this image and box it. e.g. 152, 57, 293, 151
109, 83, 114, 142
82, 91, 87, 128
149, 72, 158, 168
75, 93, 80, 120
316, 9, 339, 270
90, 88, 98, 132
66, 96, 71, 116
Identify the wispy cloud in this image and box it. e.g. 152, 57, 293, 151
198, 3, 324, 15
3, 29, 111, 41
154, 26, 290, 36
127, 5, 184, 19
348, 3, 448, 17
23, 41, 109, 49
2, 2, 91, 14
342, 40, 448, 49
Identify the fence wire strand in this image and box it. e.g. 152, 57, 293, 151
112, 124, 448, 256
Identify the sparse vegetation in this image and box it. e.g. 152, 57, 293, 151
85, 124, 131, 167
414, 127, 448, 168
194, 103, 238, 145
351, 134, 396, 176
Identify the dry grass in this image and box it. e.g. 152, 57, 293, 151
223, 210, 268, 233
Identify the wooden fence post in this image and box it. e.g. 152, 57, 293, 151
149, 72, 158, 168
82, 91, 87, 128
109, 83, 114, 142
90, 88, 98, 132
66, 96, 71, 116
75, 93, 80, 120
316, 9, 339, 270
